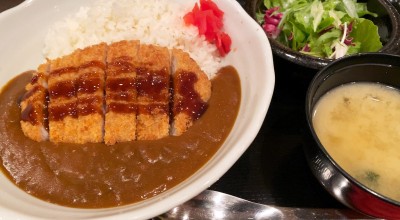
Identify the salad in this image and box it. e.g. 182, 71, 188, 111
257, 0, 383, 59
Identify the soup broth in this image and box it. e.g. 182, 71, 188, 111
313, 82, 400, 202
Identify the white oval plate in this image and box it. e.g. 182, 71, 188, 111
0, 0, 275, 219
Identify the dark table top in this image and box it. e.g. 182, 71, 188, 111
0, 0, 370, 217
208, 0, 361, 213
209, 52, 344, 209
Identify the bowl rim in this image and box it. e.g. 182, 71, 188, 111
305, 52, 400, 207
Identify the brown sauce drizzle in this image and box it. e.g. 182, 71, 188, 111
48, 61, 106, 121
107, 102, 137, 113
20, 85, 40, 101
106, 67, 169, 114
79, 61, 106, 70
31, 74, 39, 84
20, 72, 48, 126
50, 67, 78, 77
49, 81, 76, 99
20, 103, 38, 125
136, 68, 169, 102
106, 92, 135, 102
108, 58, 135, 74
106, 78, 135, 92
46, 68, 207, 120
78, 96, 103, 116
175, 71, 208, 120
30, 72, 44, 84
50, 62, 105, 77
77, 77, 101, 94
49, 102, 78, 120
29, 63, 207, 123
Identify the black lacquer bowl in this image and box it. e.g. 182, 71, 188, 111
304, 53, 400, 218
245, 0, 400, 69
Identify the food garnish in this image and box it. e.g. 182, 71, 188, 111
184, 0, 232, 56
364, 170, 380, 183
256, 0, 383, 59
359, 170, 380, 189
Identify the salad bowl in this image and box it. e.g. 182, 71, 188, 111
245, 0, 400, 69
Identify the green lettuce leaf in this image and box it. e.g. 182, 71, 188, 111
350, 18, 382, 52
256, 11, 264, 24
340, 0, 359, 18
347, 41, 361, 55
355, 2, 378, 17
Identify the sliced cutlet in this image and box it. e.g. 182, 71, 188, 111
20, 63, 49, 142
136, 44, 170, 140
171, 49, 211, 136
104, 40, 139, 145
48, 51, 79, 143
76, 43, 107, 143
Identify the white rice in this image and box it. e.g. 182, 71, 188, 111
43, 0, 223, 78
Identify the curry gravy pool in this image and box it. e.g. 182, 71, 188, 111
0, 66, 240, 208
312, 82, 400, 202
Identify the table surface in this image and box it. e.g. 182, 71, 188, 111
207, 0, 346, 210
209, 1, 394, 214
0, 0, 378, 217
209, 52, 342, 208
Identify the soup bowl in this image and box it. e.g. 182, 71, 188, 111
304, 53, 400, 218
245, 0, 400, 69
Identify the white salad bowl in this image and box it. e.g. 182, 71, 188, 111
0, 0, 275, 219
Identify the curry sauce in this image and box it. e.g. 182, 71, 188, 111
0, 66, 241, 208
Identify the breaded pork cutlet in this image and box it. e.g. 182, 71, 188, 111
21, 41, 212, 144
76, 43, 107, 143
104, 40, 140, 145
136, 44, 170, 140
20, 63, 49, 142
171, 49, 211, 136
48, 50, 80, 143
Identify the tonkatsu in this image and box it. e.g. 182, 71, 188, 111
48, 50, 80, 143
20, 40, 212, 145
105, 40, 139, 145
136, 44, 170, 140
171, 49, 211, 136
76, 43, 107, 143
20, 64, 49, 142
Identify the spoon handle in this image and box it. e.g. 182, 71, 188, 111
156, 190, 370, 219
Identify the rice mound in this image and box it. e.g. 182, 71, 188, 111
43, 0, 222, 78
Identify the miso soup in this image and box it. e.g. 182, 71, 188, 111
313, 82, 400, 202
